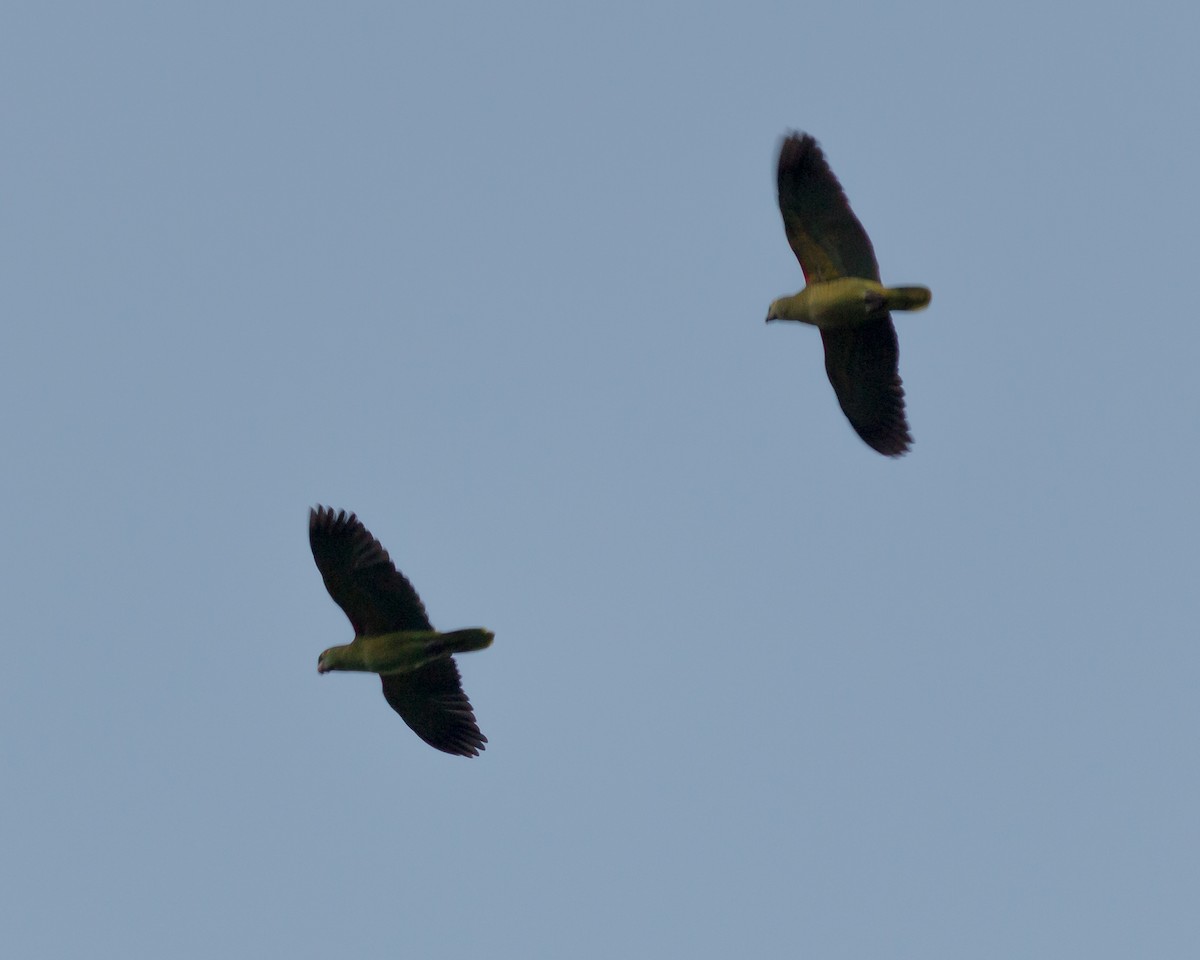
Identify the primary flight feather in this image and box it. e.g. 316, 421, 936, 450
308, 505, 491, 757
766, 132, 931, 457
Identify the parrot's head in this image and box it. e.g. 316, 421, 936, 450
317, 648, 333, 673
765, 299, 783, 323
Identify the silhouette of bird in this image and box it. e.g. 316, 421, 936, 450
309, 506, 490, 757
766, 132, 931, 456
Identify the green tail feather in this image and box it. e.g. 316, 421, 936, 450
886, 285, 932, 311
437, 628, 495, 655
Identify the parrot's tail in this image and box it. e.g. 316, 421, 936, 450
885, 285, 932, 311
434, 628, 495, 657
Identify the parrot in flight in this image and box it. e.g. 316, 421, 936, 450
766, 132, 931, 457
308, 505, 491, 757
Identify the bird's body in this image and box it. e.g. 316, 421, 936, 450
767, 132, 931, 457
767, 278, 931, 330
317, 628, 494, 676
308, 506, 491, 757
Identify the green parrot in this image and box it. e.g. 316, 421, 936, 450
766, 132, 931, 457
308, 505, 491, 757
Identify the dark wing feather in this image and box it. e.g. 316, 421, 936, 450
308, 506, 433, 636
381, 660, 488, 757
821, 318, 911, 457
777, 132, 880, 283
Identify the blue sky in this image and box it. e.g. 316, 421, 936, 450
3, 2, 1199, 957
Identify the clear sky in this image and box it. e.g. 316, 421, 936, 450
3, 2, 1198, 957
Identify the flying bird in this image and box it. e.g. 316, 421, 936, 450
308, 505, 491, 757
766, 132, 931, 456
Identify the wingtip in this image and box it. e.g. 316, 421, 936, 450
309, 505, 357, 536
777, 130, 820, 167
428, 726, 488, 758
860, 418, 913, 458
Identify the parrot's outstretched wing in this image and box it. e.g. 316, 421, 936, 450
820, 319, 911, 457
308, 506, 433, 637
381, 660, 488, 757
777, 133, 880, 283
